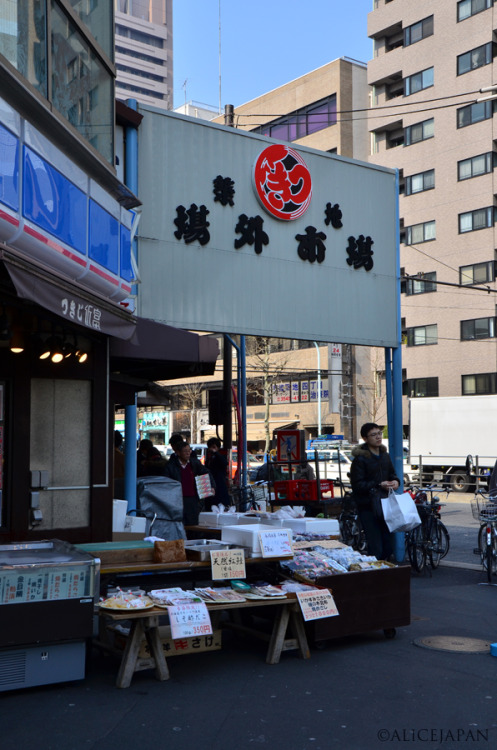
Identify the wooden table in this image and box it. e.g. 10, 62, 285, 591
98, 608, 170, 689
97, 596, 310, 688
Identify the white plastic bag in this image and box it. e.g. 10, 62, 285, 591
381, 489, 421, 533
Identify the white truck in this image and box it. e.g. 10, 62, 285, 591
408, 395, 497, 492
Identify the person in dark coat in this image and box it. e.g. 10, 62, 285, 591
165, 440, 213, 525
349, 423, 400, 561
255, 459, 283, 483
137, 438, 167, 477
205, 437, 230, 508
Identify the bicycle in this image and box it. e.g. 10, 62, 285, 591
231, 481, 268, 512
471, 489, 497, 583
338, 492, 368, 553
405, 485, 451, 573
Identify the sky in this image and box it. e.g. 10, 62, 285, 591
173, 0, 373, 112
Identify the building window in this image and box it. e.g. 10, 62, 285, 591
51, 1, 114, 164
406, 324, 437, 347
461, 317, 496, 340
69, 0, 113, 58
457, 100, 494, 128
406, 272, 437, 295
457, 42, 493, 75
405, 220, 436, 244
462, 372, 497, 395
404, 118, 434, 146
404, 16, 434, 47
253, 95, 337, 142
405, 377, 439, 398
459, 261, 495, 285
404, 67, 433, 96
116, 46, 166, 66
116, 64, 165, 83
116, 82, 165, 99
458, 152, 495, 180
458, 206, 495, 233
457, 0, 493, 22
115, 24, 164, 48
0, 0, 47, 96
405, 169, 435, 195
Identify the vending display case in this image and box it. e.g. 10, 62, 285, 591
0, 540, 100, 691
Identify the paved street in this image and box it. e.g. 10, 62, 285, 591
2, 494, 496, 750
432, 491, 481, 568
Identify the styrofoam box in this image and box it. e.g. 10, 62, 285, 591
112, 499, 128, 532
124, 515, 147, 534
198, 512, 260, 526
221, 523, 292, 554
281, 518, 340, 535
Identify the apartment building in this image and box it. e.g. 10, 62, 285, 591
368, 0, 497, 427
115, 0, 172, 108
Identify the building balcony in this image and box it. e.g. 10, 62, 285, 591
368, 1, 402, 41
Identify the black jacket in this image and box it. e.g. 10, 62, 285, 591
165, 453, 213, 496
349, 444, 399, 510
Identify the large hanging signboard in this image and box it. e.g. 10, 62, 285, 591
137, 108, 398, 347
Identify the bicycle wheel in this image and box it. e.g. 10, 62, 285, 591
407, 525, 425, 573
477, 524, 497, 582
339, 515, 358, 548
438, 522, 450, 559
428, 520, 442, 569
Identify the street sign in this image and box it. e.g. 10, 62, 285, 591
276, 430, 302, 462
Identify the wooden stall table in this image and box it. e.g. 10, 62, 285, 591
98, 607, 170, 689
209, 596, 310, 665
97, 595, 310, 688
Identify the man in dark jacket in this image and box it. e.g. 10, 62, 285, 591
349, 423, 399, 561
165, 440, 213, 525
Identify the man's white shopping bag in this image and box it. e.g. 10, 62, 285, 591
381, 489, 421, 533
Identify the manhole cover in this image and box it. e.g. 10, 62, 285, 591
414, 636, 491, 653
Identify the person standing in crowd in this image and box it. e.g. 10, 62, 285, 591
205, 437, 230, 508
114, 430, 125, 479
165, 440, 214, 525
294, 459, 315, 481
113, 430, 125, 499
255, 455, 283, 483
137, 438, 167, 477
349, 423, 399, 561
168, 432, 187, 454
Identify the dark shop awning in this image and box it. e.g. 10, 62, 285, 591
1, 250, 136, 340
109, 316, 219, 382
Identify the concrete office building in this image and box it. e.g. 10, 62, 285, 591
115, 0, 172, 108
368, 0, 497, 426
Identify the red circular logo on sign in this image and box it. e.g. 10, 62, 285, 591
253, 144, 312, 221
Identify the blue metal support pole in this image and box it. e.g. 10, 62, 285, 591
123, 99, 139, 510
225, 335, 247, 487
240, 335, 247, 488
392, 167, 405, 561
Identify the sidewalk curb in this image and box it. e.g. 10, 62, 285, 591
440, 560, 482, 571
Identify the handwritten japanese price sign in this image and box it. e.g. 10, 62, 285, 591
258, 529, 293, 558
168, 602, 213, 639
296, 589, 339, 621
210, 549, 246, 580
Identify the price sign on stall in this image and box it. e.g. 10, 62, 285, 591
296, 589, 339, 621
168, 602, 213, 639
210, 549, 246, 580
258, 529, 293, 558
